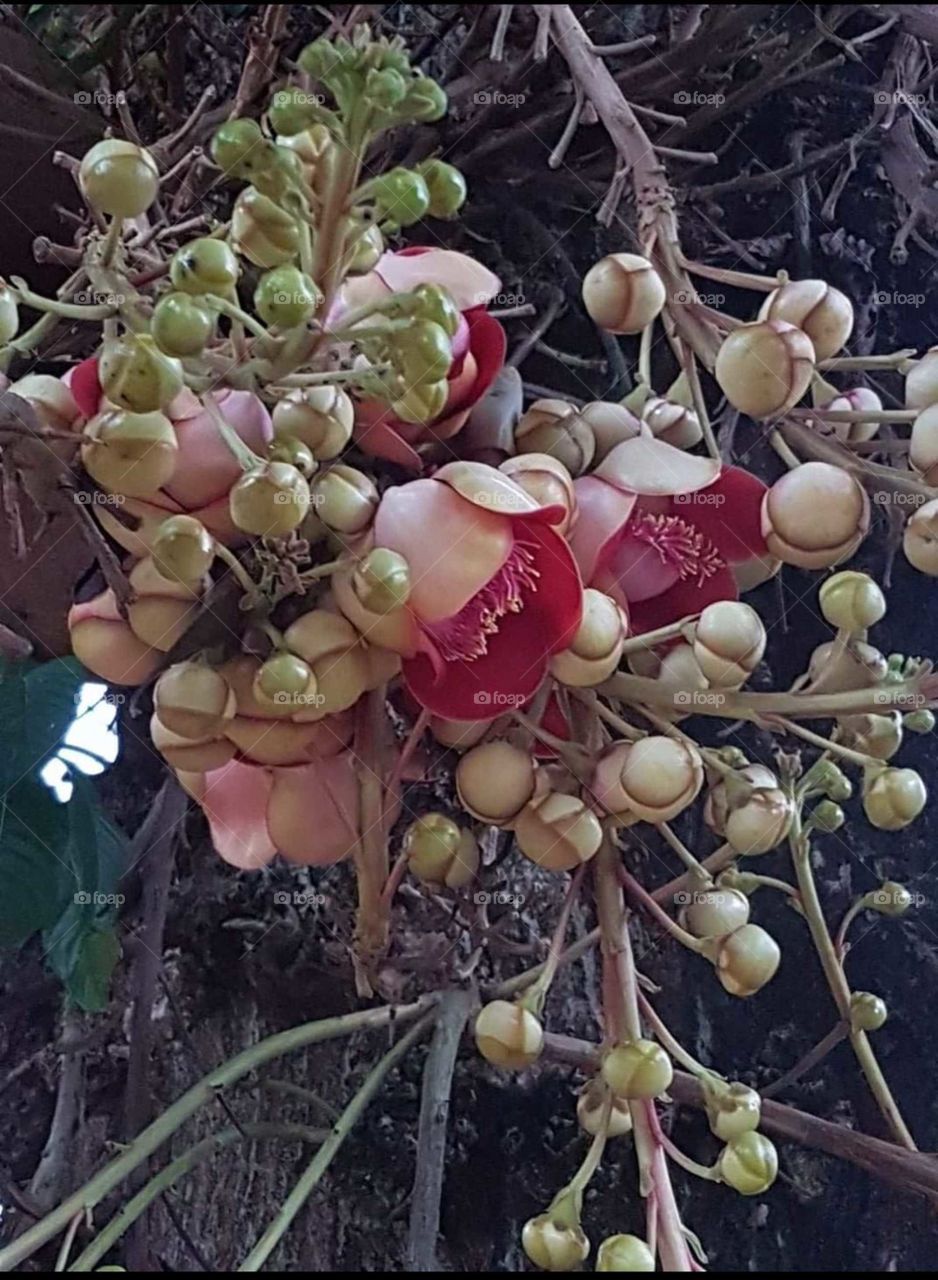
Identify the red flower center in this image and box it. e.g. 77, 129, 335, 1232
628, 511, 724, 586
424, 540, 540, 662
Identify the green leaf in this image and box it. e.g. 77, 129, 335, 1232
0, 781, 73, 947
44, 914, 122, 1013
0, 656, 84, 784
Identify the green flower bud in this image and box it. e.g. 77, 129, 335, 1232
391, 379, 449, 425
152, 292, 215, 357
254, 265, 319, 328
211, 118, 265, 177
403, 813, 479, 888
903, 708, 935, 734
812, 799, 845, 832
229, 462, 310, 537
475, 1000, 543, 1070
79, 139, 159, 218
397, 319, 452, 385
602, 1040, 673, 1100
99, 333, 183, 413
171, 239, 240, 296
346, 222, 384, 275
254, 652, 317, 708
850, 991, 887, 1032
298, 38, 343, 83
405, 76, 447, 122
596, 1234, 655, 1272
352, 547, 411, 613
419, 159, 467, 218
814, 759, 852, 802
268, 87, 322, 137
576, 1079, 632, 1138
371, 168, 430, 226
82, 409, 177, 500
269, 435, 317, 478
863, 767, 927, 831
703, 1078, 761, 1142
152, 515, 214, 584
719, 1131, 778, 1195
0, 284, 20, 344
819, 570, 886, 632
365, 66, 407, 110
231, 187, 300, 269
522, 1213, 589, 1272
870, 881, 913, 916
412, 283, 461, 337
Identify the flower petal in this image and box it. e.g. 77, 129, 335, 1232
199, 759, 277, 869
267, 756, 360, 866
596, 435, 721, 496
435, 460, 564, 523
376, 247, 501, 311
568, 476, 638, 584
627, 564, 738, 634
65, 357, 102, 420
673, 465, 770, 563
164, 390, 272, 509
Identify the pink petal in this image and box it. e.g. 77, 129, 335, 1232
65, 357, 101, 420
607, 528, 682, 603
568, 476, 638, 584
199, 759, 277, 869
596, 435, 721, 497
376, 247, 501, 311
267, 756, 360, 866
164, 390, 272, 509
674, 466, 770, 564
627, 564, 738, 635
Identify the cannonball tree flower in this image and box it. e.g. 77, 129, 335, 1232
340, 247, 507, 469
333, 461, 582, 719
569, 432, 770, 635
64, 357, 272, 554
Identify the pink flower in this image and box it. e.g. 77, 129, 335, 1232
342, 247, 507, 469
569, 433, 770, 634
335, 462, 582, 719
65, 357, 272, 553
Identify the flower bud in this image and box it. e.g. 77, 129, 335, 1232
347, 223, 384, 274
693, 601, 765, 689
605, 736, 704, 824
838, 711, 902, 761
475, 999, 543, 1069
602, 1040, 673, 1099
152, 515, 215, 584
99, 334, 183, 414
515, 399, 595, 476
703, 1079, 761, 1142
394, 319, 453, 384
273, 385, 354, 460
576, 1080, 632, 1138
582, 253, 666, 335
419, 159, 467, 218
903, 498, 938, 575
150, 714, 236, 772
522, 1214, 589, 1272
514, 791, 603, 871
871, 880, 912, 916
456, 741, 537, 826
269, 435, 316, 477
718, 1131, 778, 1195
726, 785, 793, 856
428, 716, 491, 750
352, 547, 411, 613
229, 461, 310, 536
170, 238, 240, 296
310, 465, 378, 535
550, 589, 626, 687
254, 652, 317, 709
655, 642, 710, 716
211, 118, 265, 176
681, 887, 750, 939
8, 374, 78, 430
811, 799, 845, 832
254, 265, 319, 328
704, 764, 777, 834
0, 284, 19, 344
908, 403, 938, 485
807, 638, 887, 692
282, 610, 370, 716
152, 293, 215, 357
596, 1235, 655, 1272
758, 279, 853, 361
713, 924, 780, 996
500, 454, 577, 536
404, 813, 479, 888
820, 387, 882, 444
371, 167, 430, 226
642, 396, 702, 450
126, 558, 202, 652
905, 346, 938, 410
574, 400, 642, 462
391, 379, 449, 425
818, 571, 886, 633
863, 767, 927, 831
850, 991, 887, 1032
80, 139, 159, 218
231, 186, 300, 269
715, 320, 814, 418
154, 662, 235, 738
405, 76, 447, 123
904, 708, 935, 733
82, 408, 178, 499
761, 462, 869, 569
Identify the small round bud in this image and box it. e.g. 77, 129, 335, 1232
254, 652, 317, 708
152, 515, 214, 584
642, 395, 702, 450
608, 736, 704, 824
515, 399, 595, 476
0, 284, 19, 344
818, 571, 886, 632
269, 435, 317, 477
352, 548, 411, 613
171, 238, 240, 296
602, 1040, 673, 1100
456, 741, 537, 826
693, 601, 766, 688
268, 86, 322, 137
282, 610, 370, 716
522, 1214, 589, 1272
514, 791, 603, 871
254, 264, 319, 328
820, 387, 882, 444
903, 498, 938, 576
310, 465, 378, 534
500, 454, 577, 536
681, 887, 751, 939
811, 799, 845, 832
82, 409, 178, 499
762, 462, 869, 569
99, 334, 183, 414
582, 253, 666, 335
718, 1131, 778, 1196
909, 403, 938, 485
405, 77, 448, 123
154, 662, 234, 739
850, 991, 887, 1032
715, 320, 814, 418
814, 760, 853, 802
419, 159, 467, 218
905, 346, 938, 410
150, 715, 235, 772
904, 708, 935, 733
576, 1080, 632, 1138
80, 139, 159, 218
347, 222, 385, 274
549, 589, 626, 687
391, 379, 449, 425
871, 881, 913, 916
596, 1234, 655, 1272
714, 924, 781, 997
8, 374, 78, 430
758, 279, 853, 361
704, 764, 776, 834
838, 711, 903, 761
371, 167, 430, 225
231, 186, 300, 269
475, 1000, 543, 1070
404, 813, 479, 888
230, 461, 310, 536
703, 1080, 761, 1142
211, 118, 265, 176
152, 292, 215, 357
863, 767, 927, 831
273, 385, 354, 460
